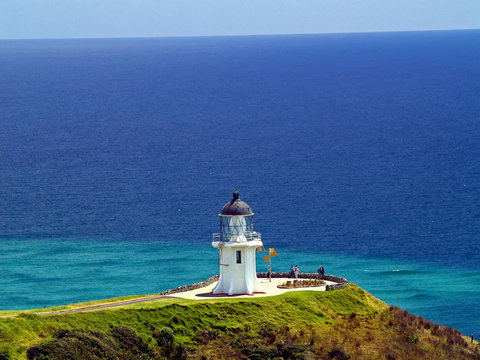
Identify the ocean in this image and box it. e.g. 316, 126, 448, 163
0, 30, 479, 337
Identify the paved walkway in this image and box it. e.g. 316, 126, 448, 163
173, 277, 334, 299
37, 295, 177, 316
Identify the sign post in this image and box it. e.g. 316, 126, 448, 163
262, 248, 278, 282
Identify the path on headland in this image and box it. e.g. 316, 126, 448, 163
0, 295, 177, 318
39, 295, 179, 315
1, 277, 339, 318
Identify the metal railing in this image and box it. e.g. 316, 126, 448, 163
212, 231, 262, 244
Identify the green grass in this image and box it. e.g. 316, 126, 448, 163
1, 284, 479, 359
0, 293, 165, 318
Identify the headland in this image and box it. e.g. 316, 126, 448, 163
1, 275, 479, 360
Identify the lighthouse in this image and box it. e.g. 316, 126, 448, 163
212, 190, 265, 295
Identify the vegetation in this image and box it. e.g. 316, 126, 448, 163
277, 279, 325, 289
25, 326, 157, 360
0, 284, 479, 359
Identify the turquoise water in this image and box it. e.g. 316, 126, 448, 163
1, 238, 218, 307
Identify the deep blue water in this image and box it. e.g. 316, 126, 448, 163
1, 30, 479, 337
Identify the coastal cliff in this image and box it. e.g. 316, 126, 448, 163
0, 284, 479, 359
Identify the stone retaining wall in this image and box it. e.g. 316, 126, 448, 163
323, 274, 349, 285
158, 275, 219, 296
325, 283, 348, 291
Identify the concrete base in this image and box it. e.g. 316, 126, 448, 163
172, 277, 338, 300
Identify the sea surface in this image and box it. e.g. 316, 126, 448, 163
0, 30, 479, 337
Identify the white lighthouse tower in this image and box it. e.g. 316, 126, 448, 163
212, 190, 265, 295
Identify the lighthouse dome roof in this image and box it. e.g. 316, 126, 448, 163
220, 190, 253, 216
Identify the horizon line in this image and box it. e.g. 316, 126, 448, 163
1, 27, 479, 42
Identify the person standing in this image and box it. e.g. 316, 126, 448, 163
318, 265, 324, 280
295, 265, 299, 279
290, 265, 295, 278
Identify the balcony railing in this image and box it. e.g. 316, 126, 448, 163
212, 231, 262, 245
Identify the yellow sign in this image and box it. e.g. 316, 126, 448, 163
264, 249, 278, 282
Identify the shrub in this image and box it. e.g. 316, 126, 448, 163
241, 344, 281, 360
408, 334, 419, 344
169, 343, 187, 360
26, 346, 48, 360
0, 350, 10, 360
26, 327, 154, 360
110, 326, 150, 355
328, 349, 351, 360
153, 327, 186, 360
153, 327, 175, 358
193, 329, 216, 345
278, 343, 312, 359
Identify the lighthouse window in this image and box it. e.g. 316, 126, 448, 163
236, 250, 242, 264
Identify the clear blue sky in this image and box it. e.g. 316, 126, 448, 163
1, 0, 479, 39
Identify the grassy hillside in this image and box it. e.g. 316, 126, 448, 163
1, 284, 479, 359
